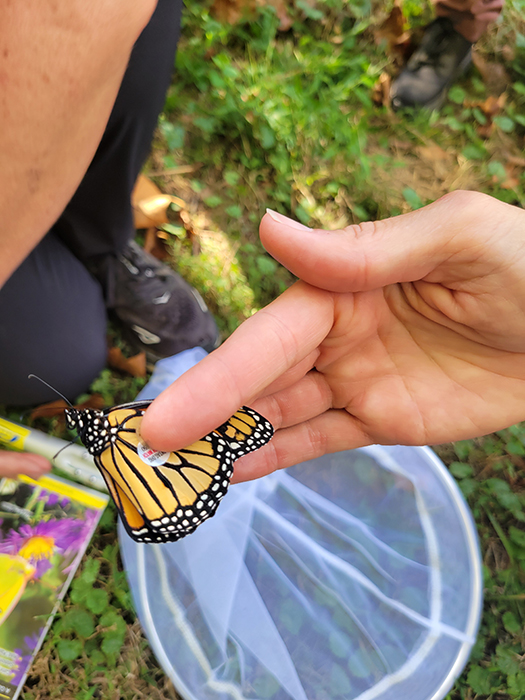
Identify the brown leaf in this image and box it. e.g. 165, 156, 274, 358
192, 235, 202, 256
374, 3, 405, 43
211, 0, 291, 29
465, 93, 506, 139
179, 209, 199, 245
133, 173, 163, 200
501, 164, 520, 190
210, 0, 255, 24
372, 72, 392, 107
374, 1, 411, 59
477, 122, 494, 139
416, 144, 452, 178
472, 50, 510, 96
29, 395, 105, 422
143, 227, 170, 261
505, 154, 525, 168
136, 195, 172, 227
29, 400, 69, 421
417, 144, 450, 163
264, 0, 294, 31
481, 93, 506, 116
107, 347, 147, 378
501, 175, 520, 190
389, 139, 412, 151
146, 163, 202, 177
77, 395, 106, 411
132, 174, 185, 229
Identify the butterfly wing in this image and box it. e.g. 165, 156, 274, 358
213, 406, 274, 458
87, 404, 272, 543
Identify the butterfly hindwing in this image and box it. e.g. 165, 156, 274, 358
214, 406, 274, 459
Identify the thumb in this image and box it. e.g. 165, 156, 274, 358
261, 191, 498, 293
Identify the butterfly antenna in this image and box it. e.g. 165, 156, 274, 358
52, 441, 76, 462
27, 374, 73, 407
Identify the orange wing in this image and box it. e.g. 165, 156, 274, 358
88, 404, 273, 543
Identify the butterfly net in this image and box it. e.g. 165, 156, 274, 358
120, 437, 482, 700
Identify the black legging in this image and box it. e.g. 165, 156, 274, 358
0, 0, 182, 406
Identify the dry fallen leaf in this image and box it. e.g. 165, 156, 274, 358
143, 227, 170, 261
146, 163, 202, 177
137, 195, 173, 226
501, 175, 520, 190
262, 0, 293, 31
374, 1, 411, 61
372, 72, 392, 108
389, 139, 412, 151
505, 154, 525, 168
132, 174, 185, 229
417, 144, 450, 162
501, 164, 520, 190
416, 144, 452, 179
107, 347, 147, 378
211, 0, 292, 29
178, 209, 201, 254
210, 0, 255, 24
132, 173, 164, 200
29, 395, 105, 422
29, 400, 69, 421
472, 50, 510, 96
501, 44, 515, 62
464, 93, 506, 139
78, 395, 106, 410
482, 93, 506, 115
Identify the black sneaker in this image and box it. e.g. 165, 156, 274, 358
108, 241, 219, 361
390, 18, 472, 111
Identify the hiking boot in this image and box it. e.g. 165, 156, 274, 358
390, 18, 472, 111
109, 241, 219, 361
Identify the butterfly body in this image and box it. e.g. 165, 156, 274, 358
64, 401, 273, 544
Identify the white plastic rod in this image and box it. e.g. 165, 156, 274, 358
0, 416, 107, 492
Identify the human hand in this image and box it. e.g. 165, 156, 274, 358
141, 190, 525, 482
0, 451, 51, 480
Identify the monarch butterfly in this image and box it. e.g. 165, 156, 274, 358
63, 400, 273, 543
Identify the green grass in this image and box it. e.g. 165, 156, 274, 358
7, 0, 525, 697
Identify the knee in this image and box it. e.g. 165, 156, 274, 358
0, 236, 109, 406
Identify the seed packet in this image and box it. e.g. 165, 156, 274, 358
0, 474, 109, 699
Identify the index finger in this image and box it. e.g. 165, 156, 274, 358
140, 281, 334, 451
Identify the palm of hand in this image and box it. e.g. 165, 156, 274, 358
315, 276, 525, 449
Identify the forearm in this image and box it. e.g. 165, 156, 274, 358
0, 0, 157, 286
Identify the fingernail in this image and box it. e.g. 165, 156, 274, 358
265, 209, 312, 231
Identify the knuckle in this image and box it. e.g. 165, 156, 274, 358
305, 420, 329, 459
